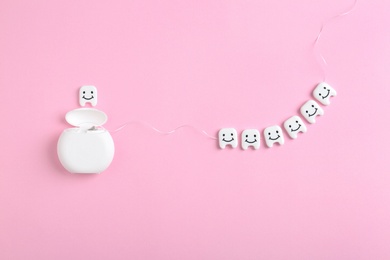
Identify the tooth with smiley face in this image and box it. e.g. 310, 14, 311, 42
264, 125, 284, 148
313, 82, 337, 106
218, 128, 238, 149
241, 129, 260, 150
283, 116, 307, 139
300, 100, 324, 124
79, 85, 98, 107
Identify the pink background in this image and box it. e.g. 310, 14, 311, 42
1, 0, 390, 259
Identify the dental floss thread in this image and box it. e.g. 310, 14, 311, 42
109, 0, 357, 149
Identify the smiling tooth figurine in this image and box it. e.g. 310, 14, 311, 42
241, 129, 260, 150
218, 128, 238, 149
300, 100, 324, 124
79, 85, 98, 106
264, 125, 284, 148
313, 82, 337, 106
283, 116, 307, 139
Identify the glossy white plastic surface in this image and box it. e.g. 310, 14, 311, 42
264, 125, 284, 148
58, 107, 114, 174
79, 85, 97, 106
65, 108, 107, 130
300, 100, 324, 124
218, 128, 238, 149
241, 129, 260, 150
283, 115, 307, 139
57, 129, 115, 174
313, 82, 337, 106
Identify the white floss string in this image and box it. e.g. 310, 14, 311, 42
314, 0, 358, 82
110, 121, 217, 140
57, 2, 359, 174
109, 1, 357, 144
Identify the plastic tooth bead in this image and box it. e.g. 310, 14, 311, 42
241, 129, 260, 150
79, 85, 98, 107
313, 82, 337, 106
264, 125, 284, 148
300, 100, 324, 124
218, 128, 238, 149
283, 115, 307, 139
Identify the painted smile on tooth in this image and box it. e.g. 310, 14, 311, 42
223, 138, 234, 142
291, 124, 301, 132
245, 139, 257, 144
83, 95, 94, 100
269, 135, 280, 141
308, 108, 318, 117
322, 89, 330, 99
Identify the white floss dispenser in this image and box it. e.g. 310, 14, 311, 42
57, 108, 115, 174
